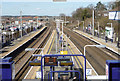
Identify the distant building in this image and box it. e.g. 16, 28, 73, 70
97, 11, 109, 17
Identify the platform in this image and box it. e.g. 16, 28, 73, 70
24, 29, 99, 80
73, 30, 120, 55
1, 26, 47, 58
24, 30, 56, 79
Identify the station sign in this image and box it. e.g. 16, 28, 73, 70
60, 51, 68, 55
44, 57, 58, 66
36, 71, 41, 79
86, 68, 92, 76
109, 11, 120, 20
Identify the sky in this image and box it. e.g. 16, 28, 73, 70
1, 0, 116, 16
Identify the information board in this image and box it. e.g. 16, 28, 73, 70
60, 61, 73, 66
44, 57, 58, 66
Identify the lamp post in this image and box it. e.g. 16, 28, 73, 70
92, 9, 95, 36
65, 34, 70, 51
65, 15, 66, 26
62, 22, 64, 51
77, 20, 79, 28
95, 22, 99, 37
20, 11, 22, 38
82, 21, 84, 32
37, 16, 38, 30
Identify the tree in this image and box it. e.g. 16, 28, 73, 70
107, 1, 120, 10
72, 7, 93, 21
59, 13, 65, 20
95, 1, 107, 11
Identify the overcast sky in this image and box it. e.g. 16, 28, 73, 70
1, 0, 116, 16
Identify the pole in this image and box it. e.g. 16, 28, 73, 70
98, 22, 99, 37
65, 16, 66, 26
37, 16, 38, 29
117, 20, 120, 48
81, 21, 84, 31
111, 23, 113, 42
42, 48, 44, 79
92, 9, 94, 36
20, 11, 22, 38
62, 22, 63, 51
84, 46, 86, 56
66, 34, 67, 51
53, 67, 55, 81
78, 20, 79, 28
0, 8, 2, 55
50, 66, 52, 81
56, 29, 57, 53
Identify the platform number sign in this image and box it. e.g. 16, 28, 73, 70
86, 68, 92, 76
36, 71, 41, 79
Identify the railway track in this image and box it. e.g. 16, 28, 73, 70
4, 26, 52, 80
64, 27, 120, 75
15, 27, 52, 80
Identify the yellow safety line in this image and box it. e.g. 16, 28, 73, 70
68, 40, 88, 79
48, 34, 56, 54
68, 46, 82, 68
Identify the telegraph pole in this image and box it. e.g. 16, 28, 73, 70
97, 22, 99, 37
20, 11, 22, 38
37, 16, 38, 29
92, 9, 94, 36
65, 16, 66, 26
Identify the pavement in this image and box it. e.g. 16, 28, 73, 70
73, 30, 120, 55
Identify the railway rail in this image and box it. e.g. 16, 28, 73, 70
64, 27, 120, 75
4, 26, 52, 80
